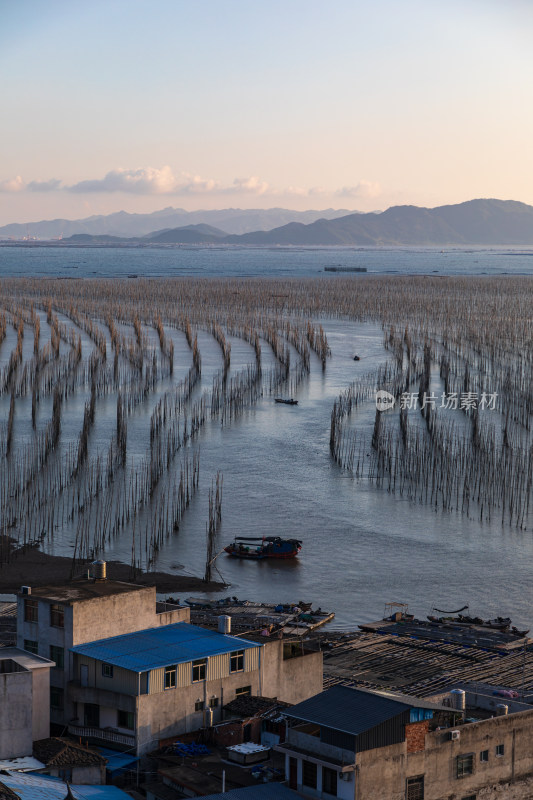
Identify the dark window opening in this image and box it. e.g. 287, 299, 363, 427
50, 687, 64, 710
50, 645, 64, 669
24, 599, 38, 623
192, 659, 207, 682
230, 650, 244, 672
195, 700, 204, 711
235, 685, 251, 697
117, 710, 134, 729
302, 760, 317, 789
457, 754, 474, 778
164, 665, 177, 689
24, 639, 38, 655
406, 775, 424, 800
50, 604, 64, 628
480, 750, 488, 762
102, 663, 113, 678
323, 766, 338, 796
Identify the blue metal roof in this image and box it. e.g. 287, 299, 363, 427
200, 785, 301, 800
0, 772, 130, 800
70, 622, 259, 673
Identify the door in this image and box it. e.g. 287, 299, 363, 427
84, 703, 100, 728
80, 664, 88, 687
289, 757, 298, 789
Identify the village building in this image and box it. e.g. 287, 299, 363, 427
277, 684, 533, 799
0, 648, 54, 760
16, 577, 189, 728
67, 620, 322, 755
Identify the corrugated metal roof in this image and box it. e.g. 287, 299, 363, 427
71, 622, 259, 672
284, 685, 413, 736
200, 785, 301, 800
0, 772, 130, 799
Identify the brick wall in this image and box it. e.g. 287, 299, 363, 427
405, 720, 429, 754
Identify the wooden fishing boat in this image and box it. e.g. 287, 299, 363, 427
224, 536, 302, 560
275, 398, 298, 405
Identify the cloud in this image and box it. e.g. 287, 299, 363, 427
67, 166, 179, 194
27, 178, 62, 192
0, 167, 382, 203
335, 180, 382, 199
0, 175, 25, 192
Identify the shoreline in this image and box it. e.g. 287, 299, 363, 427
0, 542, 226, 596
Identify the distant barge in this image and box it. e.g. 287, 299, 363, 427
324, 266, 367, 272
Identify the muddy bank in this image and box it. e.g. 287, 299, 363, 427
0, 542, 225, 595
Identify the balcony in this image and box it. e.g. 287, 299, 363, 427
68, 723, 136, 749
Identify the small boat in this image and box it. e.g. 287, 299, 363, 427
353, 355, 360, 361
224, 536, 302, 560
275, 398, 298, 405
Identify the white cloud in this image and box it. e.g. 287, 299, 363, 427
225, 176, 270, 195
335, 180, 382, 199
67, 166, 179, 194
0, 175, 25, 193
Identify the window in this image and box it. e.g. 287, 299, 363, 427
323, 766, 338, 796
302, 760, 317, 789
192, 659, 206, 682
117, 710, 134, 730
101, 663, 113, 678
195, 700, 204, 712
235, 685, 251, 697
480, 750, 488, 762
406, 775, 424, 800
84, 703, 99, 727
496, 744, 505, 757
50, 686, 64, 710
50, 604, 64, 628
24, 639, 38, 655
456, 754, 474, 778
24, 599, 38, 623
164, 665, 177, 689
210, 697, 219, 708
230, 650, 244, 672
50, 645, 64, 669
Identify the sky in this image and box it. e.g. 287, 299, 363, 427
0, 0, 532, 224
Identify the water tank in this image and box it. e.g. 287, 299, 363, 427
92, 560, 107, 580
450, 689, 466, 711
496, 704, 508, 716
218, 615, 231, 634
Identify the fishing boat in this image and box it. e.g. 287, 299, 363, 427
275, 398, 298, 405
224, 536, 302, 560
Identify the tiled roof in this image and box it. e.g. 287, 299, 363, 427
223, 696, 290, 718
33, 738, 106, 768
0, 783, 20, 800
71, 622, 258, 672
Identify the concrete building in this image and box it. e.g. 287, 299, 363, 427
0, 648, 54, 760
16, 579, 189, 727
277, 684, 533, 799
68, 621, 322, 755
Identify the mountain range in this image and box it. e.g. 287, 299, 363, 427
2, 199, 533, 247
0, 207, 354, 239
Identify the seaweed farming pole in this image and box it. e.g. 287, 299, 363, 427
204, 471, 223, 583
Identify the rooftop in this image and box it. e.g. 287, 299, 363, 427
223, 695, 290, 718
285, 685, 447, 737
18, 580, 152, 605
71, 622, 258, 672
0, 773, 130, 800
0, 647, 54, 671
33, 738, 107, 768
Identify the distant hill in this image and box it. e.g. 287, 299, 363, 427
225, 200, 533, 246
145, 223, 226, 243
0, 207, 354, 239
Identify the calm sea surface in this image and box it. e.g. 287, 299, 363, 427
1, 245, 533, 629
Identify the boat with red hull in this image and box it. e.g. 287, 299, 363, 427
224, 536, 302, 560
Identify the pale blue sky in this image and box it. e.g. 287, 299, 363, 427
1, 0, 532, 223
